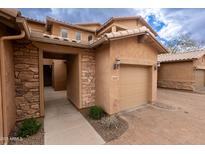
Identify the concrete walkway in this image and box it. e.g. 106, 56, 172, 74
44, 87, 104, 145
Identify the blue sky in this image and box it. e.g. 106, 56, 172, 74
19, 8, 205, 45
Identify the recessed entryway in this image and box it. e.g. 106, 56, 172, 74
42, 52, 104, 144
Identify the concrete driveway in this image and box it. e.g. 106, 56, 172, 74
44, 87, 104, 145
108, 88, 205, 144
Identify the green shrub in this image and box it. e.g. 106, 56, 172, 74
89, 106, 104, 120
17, 118, 42, 138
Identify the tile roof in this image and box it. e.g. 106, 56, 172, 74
105, 26, 155, 39
30, 26, 167, 53
158, 50, 205, 63
92, 26, 167, 53
25, 17, 45, 25
0, 8, 21, 18
96, 16, 158, 36
75, 22, 101, 26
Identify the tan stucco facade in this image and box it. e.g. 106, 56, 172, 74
158, 55, 205, 91
50, 23, 95, 43
0, 9, 167, 144
0, 19, 20, 142
95, 37, 158, 114
52, 60, 67, 91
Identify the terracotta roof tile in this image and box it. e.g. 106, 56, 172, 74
25, 17, 45, 25
158, 50, 205, 62
96, 16, 158, 36
30, 26, 167, 53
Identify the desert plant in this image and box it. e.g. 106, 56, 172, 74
17, 118, 42, 138
101, 115, 120, 129
89, 106, 104, 120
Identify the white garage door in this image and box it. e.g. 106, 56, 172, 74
119, 65, 151, 111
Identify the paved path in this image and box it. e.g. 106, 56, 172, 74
108, 88, 205, 144
44, 87, 104, 145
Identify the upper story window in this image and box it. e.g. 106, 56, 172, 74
60, 29, 68, 38
76, 32, 81, 41
88, 35, 93, 42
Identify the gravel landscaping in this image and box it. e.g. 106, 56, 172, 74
8, 118, 44, 145
80, 108, 128, 142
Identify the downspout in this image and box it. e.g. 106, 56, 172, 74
0, 30, 25, 144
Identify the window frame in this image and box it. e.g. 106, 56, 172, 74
60, 29, 68, 38
76, 31, 81, 41
88, 35, 93, 42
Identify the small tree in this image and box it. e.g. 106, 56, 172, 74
166, 33, 201, 53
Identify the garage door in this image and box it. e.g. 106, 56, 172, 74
119, 65, 150, 111
195, 70, 205, 88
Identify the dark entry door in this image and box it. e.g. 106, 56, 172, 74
43, 65, 52, 86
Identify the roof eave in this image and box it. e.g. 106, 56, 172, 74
46, 16, 96, 33
158, 59, 194, 63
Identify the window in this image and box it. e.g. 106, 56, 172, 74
60, 29, 68, 38
76, 32, 81, 41
88, 35, 93, 41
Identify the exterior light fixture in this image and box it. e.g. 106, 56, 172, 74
154, 63, 159, 70
157, 61, 160, 67
113, 58, 120, 69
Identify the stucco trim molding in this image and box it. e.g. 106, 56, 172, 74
195, 65, 205, 70
120, 58, 155, 66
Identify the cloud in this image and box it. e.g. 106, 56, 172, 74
19, 8, 137, 23
18, 8, 205, 45
158, 8, 205, 43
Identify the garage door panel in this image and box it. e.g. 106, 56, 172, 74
196, 70, 205, 88
119, 65, 150, 111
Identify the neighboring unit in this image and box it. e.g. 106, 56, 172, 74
0, 8, 167, 144
158, 51, 205, 91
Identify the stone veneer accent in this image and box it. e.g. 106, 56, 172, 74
13, 43, 95, 120
81, 53, 95, 108
158, 80, 194, 91
13, 42, 40, 120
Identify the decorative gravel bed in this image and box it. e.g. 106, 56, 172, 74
8, 118, 44, 145
80, 108, 128, 143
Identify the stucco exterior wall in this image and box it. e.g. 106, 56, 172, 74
158, 61, 195, 90
52, 59, 67, 91
0, 58, 2, 144
14, 42, 40, 120
95, 37, 158, 114
95, 44, 110, 112
51, 23, 95, 43
0, 40, 16, 139
109, 37, 157, 113
27, 22, 46, 33
193, 56, 205, 89
78, 24, 101, 31
194, 55, 205, 68
43, 58, 53, 65
67, 55, 80, 108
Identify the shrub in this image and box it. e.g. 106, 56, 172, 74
89, 106, 104, 120
101, 115, 120, 129
17, 118, 42, 138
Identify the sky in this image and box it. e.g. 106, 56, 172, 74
19, 8, 205, 45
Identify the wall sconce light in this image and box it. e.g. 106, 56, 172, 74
113, 58, 120, 70
154, 64, 157, 70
